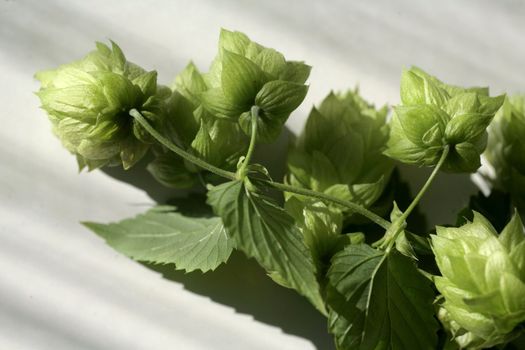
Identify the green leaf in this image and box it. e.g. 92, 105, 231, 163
395, 105, 448, 146
200, 88, 245, 119
253, 48, 287, 78
147, 151, 195, 189
401, 69, 449, 107
479, 94, 505, 116
221, 50, 266, 106
285, 196, 345, 266
207, 180, 326, 314
218, 28, 251, 55
190, 116, 248, 169
445, 113, 493, 144
255, 80, 308, 115
389, 202, 417, 260
279, 61, 311, 84
444, 92, 480, 117
131, 71, 157, 97
327, 244, 438, 350
174, 62, 208, 105
83, 206, 233, 273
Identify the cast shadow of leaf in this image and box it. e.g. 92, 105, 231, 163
100, 127, 335, 350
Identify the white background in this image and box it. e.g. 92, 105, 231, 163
1, 1, 524, 349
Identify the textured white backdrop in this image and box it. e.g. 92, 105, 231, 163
1, 1, 524, 349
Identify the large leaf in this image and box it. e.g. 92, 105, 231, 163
207, 180, 326, 314
83, 206, 233, 273
327, 244, 438, 350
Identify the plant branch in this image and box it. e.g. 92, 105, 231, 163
263, 180, 391, 230
132, 109, 391, 230
381, 145, 450, 250
237, 106, 259, 179
130, 109, 237, 181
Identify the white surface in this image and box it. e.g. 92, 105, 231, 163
1, 1, 524, 349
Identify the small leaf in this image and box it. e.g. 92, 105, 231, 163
219, 28, 251, 55
255, 80, 308, 115
445, 113, 493, 144
395, 105, 448, 146
390, 202, 417, 259
207, 180, 326, 314
279, 61, 311, 84
221, 50, 266, 106
147, 151, 195, 189
132, 71, 157, 97
83, 206, 233, 273
285, 196, 345, 266
253, 48, 286, 78
174, 62, 208, 105
401, 68, 449, 107
200, 88, 245, 119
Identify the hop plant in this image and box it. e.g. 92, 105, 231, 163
33, 29, 525, 350
286, 90, 394, 218
385, 67, 504, 172
200, 29, 311, 142
432, 212, 525, 349
36, 41, 170, 170
485, 95, 525, 211
147, 62, 249, 188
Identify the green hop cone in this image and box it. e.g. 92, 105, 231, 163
285, 196, 354, 267
36, 41, 170, 170
200, 29, 311, 142
485, 95, 525, 212
385, 67, 504, 173
286, 90, 394, 221
431, 211, 525, 349
147, 61, 250, 189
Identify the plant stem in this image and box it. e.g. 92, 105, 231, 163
263, 180, 391, 230
237, 106, 259, 179
132, 108, 391, 230
382, 145, 450, 250
130, 109, 237, 181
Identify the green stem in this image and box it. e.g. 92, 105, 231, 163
132, 108, 391, 230
130, 109, 236, 181
263, 180, 391, 230
382, 145, 450, 250
237, 106, 259, 179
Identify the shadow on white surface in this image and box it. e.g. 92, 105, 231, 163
2, 0, 525, 349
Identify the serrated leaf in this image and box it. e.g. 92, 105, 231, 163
83, 206, 233, 273
327, 244, 438, 350
207, 180, 326, 314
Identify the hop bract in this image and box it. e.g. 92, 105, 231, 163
485, 95, 525, 211
385, 67, 504, 173
431, 212, 525, 349
200, 29, 311, 142
286, 90, 394, 220
36, 41, 170, 170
